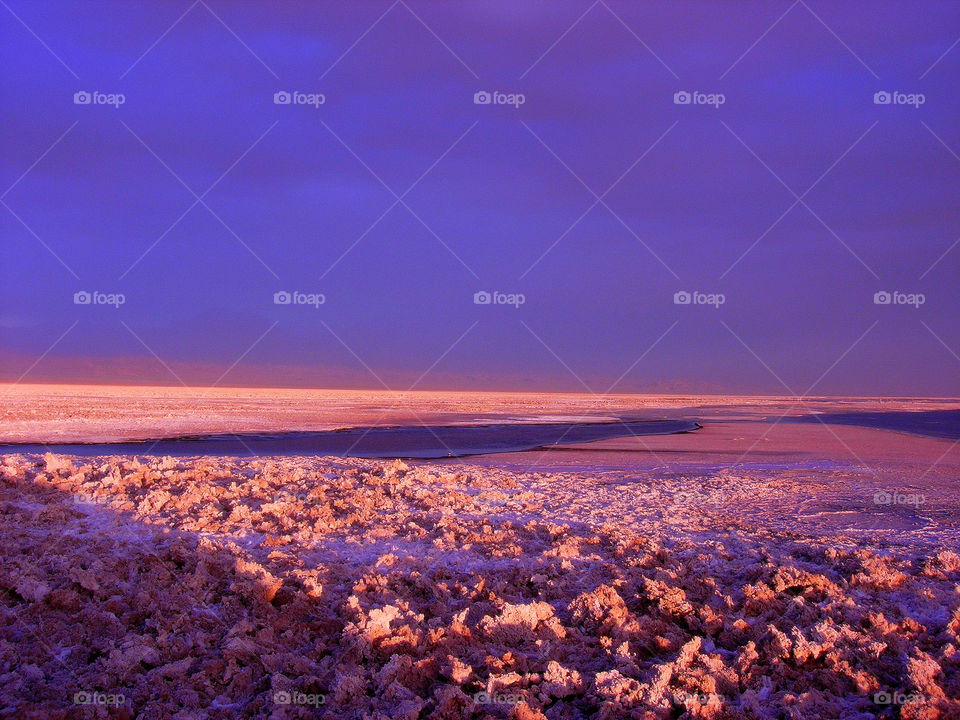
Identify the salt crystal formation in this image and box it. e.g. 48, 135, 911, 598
0, 453, 958, 718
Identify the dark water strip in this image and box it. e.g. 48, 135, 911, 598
0, 419, 701, 459
792, 409, 960, 440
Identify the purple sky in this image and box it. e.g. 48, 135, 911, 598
1, 1, 959, 395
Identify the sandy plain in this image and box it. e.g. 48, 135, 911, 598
1, 385, 958, 719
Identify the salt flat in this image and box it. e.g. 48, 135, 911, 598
1, 386, 958, 718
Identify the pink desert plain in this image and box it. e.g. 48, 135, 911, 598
1, 385, 959, 719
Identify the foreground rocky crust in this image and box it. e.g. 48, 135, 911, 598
1, 453, 959, 719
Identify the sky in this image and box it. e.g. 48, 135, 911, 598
1, 0, 959, 396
